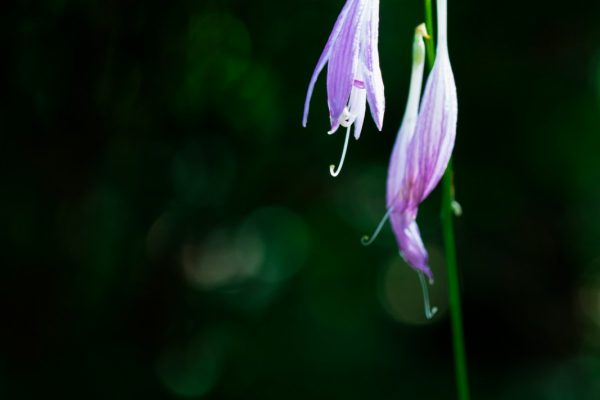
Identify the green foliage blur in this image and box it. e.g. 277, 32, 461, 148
1, 0, 600, 398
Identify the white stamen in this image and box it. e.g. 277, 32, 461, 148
361, 207, 394, 246
417, 270, 438, 320
329, 125, 351, 177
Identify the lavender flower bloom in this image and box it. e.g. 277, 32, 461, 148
395, 0, 457, 281
362, 1, 457, 317
386, 25, 430, 277
361, 24, 427, 257
302, 0, 385, 177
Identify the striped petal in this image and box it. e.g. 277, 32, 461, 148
362, 0, 384, 131
406, 46, 458, 204
302, 0, 355, 127
326, 0, 365, 132
390, 214, 432, 279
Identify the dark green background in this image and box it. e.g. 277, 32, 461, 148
1, 0, 600, 398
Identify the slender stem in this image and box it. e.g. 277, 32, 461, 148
424, 0, 435, 70
423, 1, 470, 400
442, 160, 470, 400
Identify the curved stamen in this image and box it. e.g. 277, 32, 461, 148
417, 270, 438, 319
361, 207, 394, 246
329, 125, 351, 177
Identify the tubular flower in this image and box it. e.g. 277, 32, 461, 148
396, 0, 457, 281
302, 0, 385, 177
375, 23, 440, 318
362, 0, 457, 317
386, 24, 430, 278
361, 24, 428, 267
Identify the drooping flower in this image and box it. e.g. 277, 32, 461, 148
394, 0, 457, 282
302, 0, 385, 177
362, 0, 457, 317
361, 24, 427, 255
386, 24, 430, 277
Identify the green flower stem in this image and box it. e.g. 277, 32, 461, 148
424, 0, 435, 70
442, 160, 470, 400
423, 2, 470, 400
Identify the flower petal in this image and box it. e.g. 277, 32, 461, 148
386, 31, 426, 210
386, 121, 412, 209
347, 81, 367, 139
362, 0, 384, 131
408, 46, 457, 203
326, 0, 365, 132
390, 212, 432, 279
302, 0, 354, 127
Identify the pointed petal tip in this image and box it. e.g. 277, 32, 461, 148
420, 266, 434, 283
408, 260, 433, 282
393, 218, 431, 279
302, 100, 310, 128
328, 118, 341, 135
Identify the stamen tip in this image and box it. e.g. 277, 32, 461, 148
427, 307, 439, 320
418, 270, 438, 320
328, 125, 351, 177
329, 164, 339, 177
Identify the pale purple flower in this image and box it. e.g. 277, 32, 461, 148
391, 0, 457, 282
386, 25, 430, 277
363, 0, 457, 291
302, 0, 385, 177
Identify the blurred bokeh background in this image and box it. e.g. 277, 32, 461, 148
1, 0, 600, 398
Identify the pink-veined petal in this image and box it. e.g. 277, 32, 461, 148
302, 0, 354, 127
362, 0, 384, 131
390, 213, 432, 279
386, 32, 426, 211
408, 46, 457, 203
386, 121, 413, 210
326, 0, 365, 132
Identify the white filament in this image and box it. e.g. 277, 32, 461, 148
417, 270, 438, 319
361, 207, 394, 246
329, 126, 351, 177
